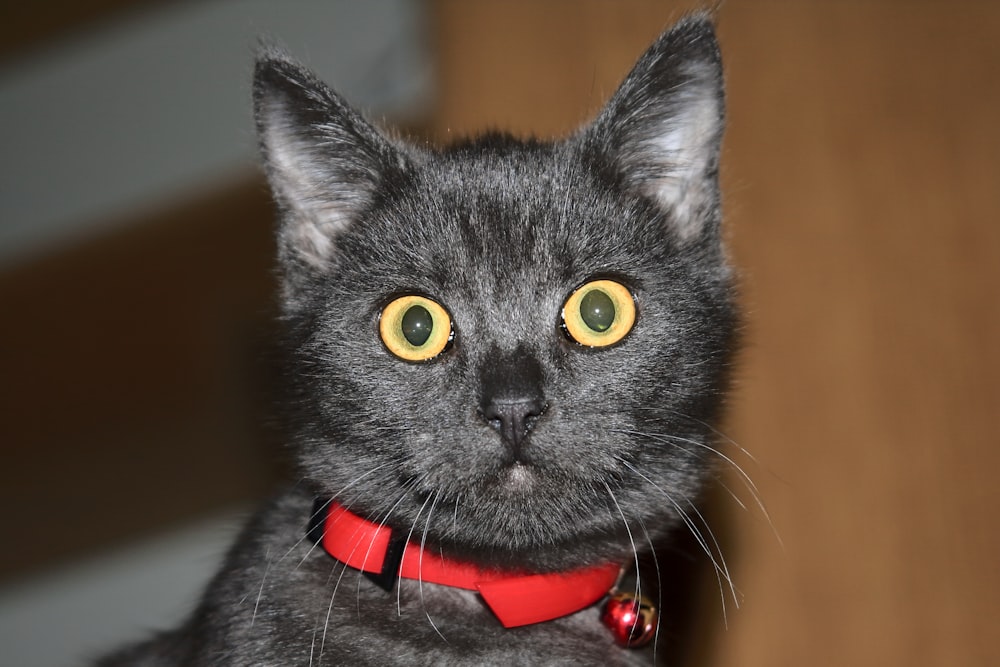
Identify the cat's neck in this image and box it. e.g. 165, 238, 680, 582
310, 499, 621, 628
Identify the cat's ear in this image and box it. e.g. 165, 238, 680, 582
585, 15, 725, 242
253, 48, 410, 302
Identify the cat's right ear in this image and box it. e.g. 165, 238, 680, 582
253, 48, 409, 304
583, 14, 725, 245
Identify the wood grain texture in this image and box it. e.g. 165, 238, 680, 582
719, 4, 1000, 666
430, 1, 999, 664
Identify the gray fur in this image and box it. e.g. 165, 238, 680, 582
96, 14, 735, 666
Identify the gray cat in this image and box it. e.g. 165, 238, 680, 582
96, 13, 736, 666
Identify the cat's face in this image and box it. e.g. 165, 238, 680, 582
255, 17, 734, 571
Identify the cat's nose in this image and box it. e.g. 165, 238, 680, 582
480, 397, 547, 451
478, 347, 548, 457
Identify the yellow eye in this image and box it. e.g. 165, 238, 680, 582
379, 295, 453, 361
562, 279, 636, 347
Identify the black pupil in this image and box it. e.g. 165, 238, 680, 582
401, 304, 433, 346
580, 288, 615, 332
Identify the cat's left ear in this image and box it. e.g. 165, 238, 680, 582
253, 48, 411, 304
585, 14, 725, 243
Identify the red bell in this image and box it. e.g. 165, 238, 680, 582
600, 592, 658, 648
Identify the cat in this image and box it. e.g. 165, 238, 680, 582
95, 12, 736, 666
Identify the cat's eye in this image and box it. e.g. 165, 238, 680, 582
561, 279, 636, 348
379, 295, 453, 361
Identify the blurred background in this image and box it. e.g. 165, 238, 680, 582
1, 1, 997, 665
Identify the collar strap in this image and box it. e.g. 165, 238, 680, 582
312, 499, 620, 628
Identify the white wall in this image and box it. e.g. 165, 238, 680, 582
0, 0, 431, 268
0, 509, 245, 667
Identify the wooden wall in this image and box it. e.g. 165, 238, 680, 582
2, 1, 997, 665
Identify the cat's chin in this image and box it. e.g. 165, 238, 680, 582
501, 462, 535, 493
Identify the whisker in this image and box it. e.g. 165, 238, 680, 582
285, 462, 396, 569
632, 514, 663, 662
356, 480, 422, 577
397, 493, 434, 617
712, 472, 749, 512
614, 428, 780, 546
249, 547, 273, 629
684, 495, 741, 613
418, 491, 448, 642
452, 494, 462, 533
352, 479, 426, 615
601, 481, 643, 606
316, 483, 419, 661
316, 558, 353, 663
618, 428, 757, 496
617, 458, 738, 620
663, 408, 767, 469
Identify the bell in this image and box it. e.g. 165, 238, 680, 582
600, 592, 658, 648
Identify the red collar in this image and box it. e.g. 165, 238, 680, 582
317, 500, 620, 628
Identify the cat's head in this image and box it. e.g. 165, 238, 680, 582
254, 15, 735, 571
